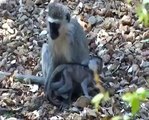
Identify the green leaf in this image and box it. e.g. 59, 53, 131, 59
131, 98, 140, 115
91, 93, 104, 104
91, 93, 104, 110
122, 93, 134, 103
112, 116, 122, 120
136, 88, 149, 100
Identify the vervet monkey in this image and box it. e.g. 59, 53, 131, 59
43, 3, 89, 91
0, 2, 89, 85
45, 56, 103, 108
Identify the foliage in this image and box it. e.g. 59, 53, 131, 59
136, 1, 149, 27
91, 92, 109, 111
128, 0, 149, 26
122, 87, 149, 116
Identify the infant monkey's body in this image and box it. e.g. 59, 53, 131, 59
45, 56, 103, 109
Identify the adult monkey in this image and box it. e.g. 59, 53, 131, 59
43, 2, 90, 92
0, 2, 89, 87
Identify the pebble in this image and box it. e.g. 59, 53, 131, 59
96, 15, 103, 24
73, 96, 90, 108
121, 15, 132, 26
88, 16, 97, 25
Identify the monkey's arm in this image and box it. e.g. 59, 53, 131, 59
69, 19, 89, 64
0, 71, 44, 85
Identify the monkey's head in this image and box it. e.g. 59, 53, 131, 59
88, 56, 103, 73
47, 3, 71, 40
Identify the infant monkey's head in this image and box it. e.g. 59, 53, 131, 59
88, 56, 103, 73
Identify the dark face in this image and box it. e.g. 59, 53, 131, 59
49, 22, 60, 40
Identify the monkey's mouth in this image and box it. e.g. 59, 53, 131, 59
49, 22, 60, 40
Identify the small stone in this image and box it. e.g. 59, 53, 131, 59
35, 0, 43, 5
7, 19, 14, 28
2, 10, 11, 18
39, 30, 47, 36
127, 54, 134, 62
140, 61, 149, 68
20, 15, 28, 22
134, 42, 143, 49
128, 64, 139, 73
83, 108, 97, 117
102, 19, 112, 30
7, 27, 14, 34
88, 16, 97, 25
143, 30, 149, 39
69, 107, 80, 113
95, 15, 103, 24
102, 54, 111, 63
2, 23, 9, 29
73, 96, 90, 108
66, 113, 82, 120
11, 60, 16, 64
121, 15, 132, 26
120, 80, 129, 87
50, 116, 64, 120
6, 117, 17, 120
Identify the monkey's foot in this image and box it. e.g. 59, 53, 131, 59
58, 102, 70, 111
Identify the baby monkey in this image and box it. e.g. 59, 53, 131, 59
45, 56, 103, 108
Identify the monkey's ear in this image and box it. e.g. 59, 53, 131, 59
66, 13, 70, 22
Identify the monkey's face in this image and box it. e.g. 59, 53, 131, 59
47, 17, 70, 40
47, 3, 70, 40
49, 22, 61, 40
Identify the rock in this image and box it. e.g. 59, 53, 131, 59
88, 16, 97, 25
7, 27, 14, 34
120, 80, 129, 87
0, 58, 7, 67
121, 15, 132, 26
6, 117, 17, 120
35, 0, 43, 5
83, 108, 97, 117
96, 15, 103, 24
2, 10, 11, 18
20, 15, 28, 22
66, 113, 82, 120
73, 2, 84, 14
143, 30, 149, 39
39, 30, 47, 36
102, 54, 111, 63
140, 61, 149, 68
69, 107, 80, 113
127, 54, 134, 62
2, 23, 9, 29
128, 64, 139, 73
7, 19, 14, 28
11, 59, 16, 64
134, 42, 143, 49
73, 96, 90, 108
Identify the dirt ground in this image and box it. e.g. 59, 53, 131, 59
0, 0, 149, 119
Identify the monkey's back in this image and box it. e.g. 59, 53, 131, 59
64, 63, 94, 83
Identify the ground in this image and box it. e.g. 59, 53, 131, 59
0, 0, 149, 119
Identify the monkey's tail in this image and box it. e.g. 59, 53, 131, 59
46, 64, 68, 107
0, 71, 44, 85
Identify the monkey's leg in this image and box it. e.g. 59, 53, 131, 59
56, 72, 73, 95
41, 43, 51, 78
81, 78, 91, 99
51, 78, 64, 90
